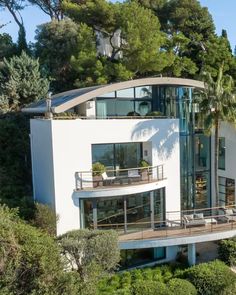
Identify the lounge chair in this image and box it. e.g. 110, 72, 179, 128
102, 172, 116, 185
183, 213, 206, 228
224, 208, 236, 222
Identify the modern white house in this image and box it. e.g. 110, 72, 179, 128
23, 77, 236, 268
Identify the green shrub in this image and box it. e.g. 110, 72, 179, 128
132, 280, 171, 295
146, 111, 163, 117
92, 162, 106, 176
139, 159, 150, 168
31, 202, 58, 236
218, 239, 236, 266
183, 260, 236, 295
167, 278, 197, 295
120, 272, 132, 289
219, 281, 236, 295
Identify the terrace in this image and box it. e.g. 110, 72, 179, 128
75, 165, 165, 191
93, 205, 236, 245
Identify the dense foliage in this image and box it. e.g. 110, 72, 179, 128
98, 265, 197, 295
182, 260, 236, 295
218, 239, 236, 266
0, 51, 49, 112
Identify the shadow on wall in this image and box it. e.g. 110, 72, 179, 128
131, 119, 179, 161
72, 191, 80, 208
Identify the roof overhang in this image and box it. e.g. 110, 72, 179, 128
22, 77, 205, 114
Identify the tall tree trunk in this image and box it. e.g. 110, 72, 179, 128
5, 2, 23, 29
214, 117, 220, 206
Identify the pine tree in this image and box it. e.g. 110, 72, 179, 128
0, 51, 49, 112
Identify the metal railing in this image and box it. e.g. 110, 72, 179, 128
36, 115, 170, 120
91, 205, 236, 241
75, 165, 165, 190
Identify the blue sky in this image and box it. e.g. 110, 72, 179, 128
0, 0, 236, 49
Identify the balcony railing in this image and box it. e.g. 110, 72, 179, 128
83, 205, 236, 241
75, 165, 165, 190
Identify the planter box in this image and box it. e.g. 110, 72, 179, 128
93, 175, 103, 187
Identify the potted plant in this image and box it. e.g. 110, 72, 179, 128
139, 159, 150, 181
92, 162, 106, 187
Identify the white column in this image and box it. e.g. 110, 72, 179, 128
188, 243, 196, 266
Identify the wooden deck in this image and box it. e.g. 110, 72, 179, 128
119, 221, 236, 242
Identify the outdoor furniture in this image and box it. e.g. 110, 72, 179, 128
204, 218, 217, 225
183, 213, 206, 228
102, 172, 116, 185
128, 169, 141, 183
224, 208, 236, 222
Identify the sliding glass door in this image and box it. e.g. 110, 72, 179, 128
80, 188, 165, 232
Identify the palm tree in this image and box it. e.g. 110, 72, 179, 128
200, 64, 236, 206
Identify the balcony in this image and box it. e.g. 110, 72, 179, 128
92, 205, 236, 248
75, 165, 165, 191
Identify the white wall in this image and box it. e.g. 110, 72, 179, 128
216, 122, 236, 205
31, 118, 181, 235
30, 120, 55, 210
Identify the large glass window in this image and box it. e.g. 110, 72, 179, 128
80, 188, 165, 232
92, 143, 142, 171
195, 134, 210, 171
96, 86, 153, 117
92, 144, 114, 170
195, 172, 210, 208
219, 177, 235, 206
126, 192, 151, 230
97, 196, 124, 229
219, 137, 226, 170
120, 247, 166, 269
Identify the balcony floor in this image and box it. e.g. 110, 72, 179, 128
119, 221, 236, 242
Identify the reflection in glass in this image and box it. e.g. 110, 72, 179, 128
135, 86, 152, 99
126, 193, 151, 230
80, 188, 165, 232
92, 144, 114, 170
81, 200, 93, 228
135, 101, 152, 116
116, 88, 135, 98
116, 100, 134, 116
195, 134, 210, 171
97, 197, 124, 229
92, 143, 142, 171
195, 172, 210, 208
219, 137, 225, 170
219, 177, 235, 206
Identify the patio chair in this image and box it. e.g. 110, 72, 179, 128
224, 208, 236, 222
128, 169, 141, 183
102, 172, 116, 186
182, 213, 206, 229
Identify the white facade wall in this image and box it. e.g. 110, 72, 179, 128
30, 118, 181, 235
217, 122, 236, 204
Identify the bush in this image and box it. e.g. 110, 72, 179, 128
0, 204, 79, 294
167, 278, 197, 295
139, 159, 150, 168
146, 111, 163, 117
31, 202, 58, 236
92, 162, 106, 176
183, 260, 236, 295
132, 280, 171, 295
218, 239, 236, 266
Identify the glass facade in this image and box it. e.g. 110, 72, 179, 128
92, 143, 142, 172
120, 247, 166, 269
219, 137, 226, 170
96, 87, 152, 117
219, 177, 235, 206
80, 188, 165, 232
94, 84, 210, 210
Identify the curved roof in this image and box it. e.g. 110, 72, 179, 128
22, 77, 205, 114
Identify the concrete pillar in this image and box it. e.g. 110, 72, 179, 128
188, 243, 196, 266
